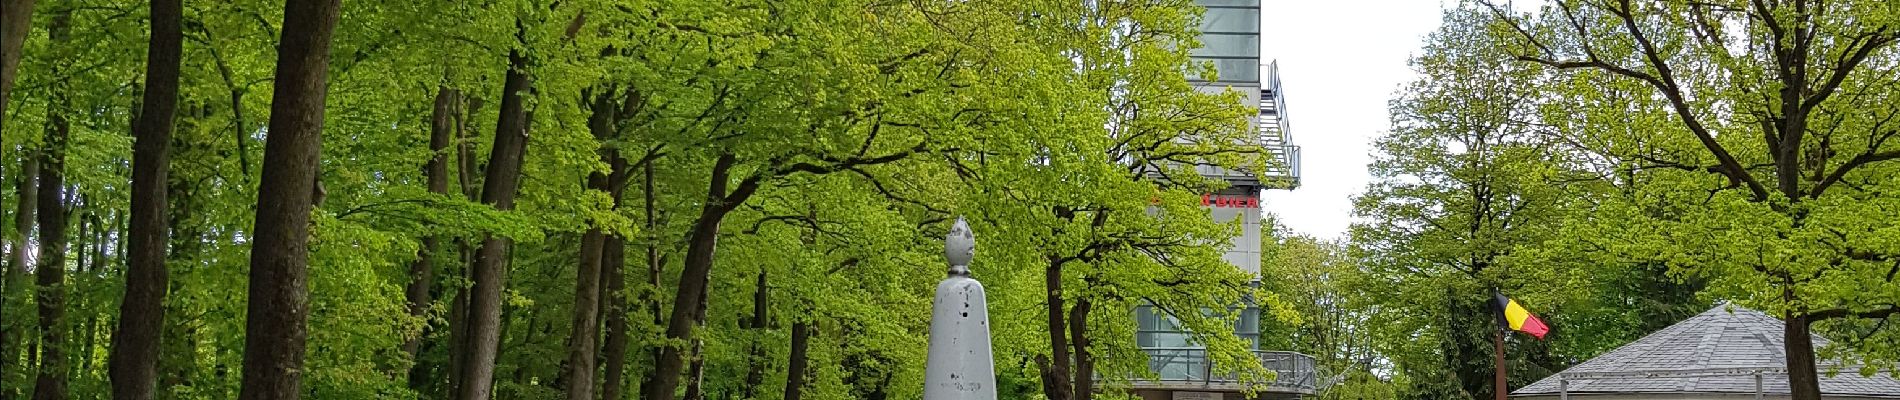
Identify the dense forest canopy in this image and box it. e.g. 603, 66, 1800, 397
1, 0, 1898, 400
0, 0, 1277, 398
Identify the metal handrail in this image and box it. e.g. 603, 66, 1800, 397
1136, 348, 1319, 392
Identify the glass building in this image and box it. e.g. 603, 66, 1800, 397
1119, 0, 1311, 399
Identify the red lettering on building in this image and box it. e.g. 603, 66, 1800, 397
1199, 194, 1259, 208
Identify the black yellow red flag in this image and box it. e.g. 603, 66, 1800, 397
1492, 293, 1549, 339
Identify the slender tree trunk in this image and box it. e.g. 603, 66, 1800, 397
0, 0, 37, 132
681, 340, 706, 400
452, 47, 534, 400
644, 154, 752, 400
30, 12, 72, 400
782, 320, 811, 400
403, 86, 456, 377
110, 0, 184, 396
445, 95, 478, 398
604, 159, 657, 400
158, 165, 201, 395
1069, 299, 1093, 400
445, 266, 470, 396
679, 288, 711, 400
741, 271, 768, 399
562, 89, 620, 400
593, 129, 633, 400
597, 234, 630, 400
0, 142, 36, 400
1038, 256, 1073, 400
237, 0, 343, 396
71, 212, 93, 379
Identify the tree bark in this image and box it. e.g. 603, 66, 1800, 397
109, 0, 184, 396
561, 90, 620, 400
1787, 308, 1822, 400
680, 286, 712, 400
452, 48, 534, 400
157, 159, 202, 397
1038, 256, 1073, 400
0, 135, 36, 400
593, 126, 633, 400
681, 340, 706, 400
403, 86, 456, 375
29, 11, 71, 400
604, 159, 658, 400
0, 0, 37, 133
445, 269, 470, 396
445, 94, 479, 398
597, 234, 630, 400
782, 320, 811, 400
741, 271, 768, 399
642, 153, 754, 400
31, 99, 68, 400
1069, 298, 1093, 400
236, 0, 343, 396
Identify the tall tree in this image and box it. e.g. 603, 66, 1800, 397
1485, 1, 1900, 398
109, 0, 185, 396
560, 87, 623, 400
402, 86, 454, 373
237, 0, 344, 397
1350, 8, 1573, 398
30, 10, 71, 400
452, 43, 533, 400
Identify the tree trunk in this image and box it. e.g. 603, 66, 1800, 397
604, 159, 657, 400
643, 153, 752, 400
445, 267, 470, 396
0, 137, 36, 400
30, 12, 72, 400
236, 0, 343, 396
597, 234, 630, 400
1038, 256, 1073, 400
0, 0, 37, 133
31, 105, 68, 400
452, 47, 534, 400
403, 86, 456, 376
1069, 299, 1093, 400
741, 271, 768, 399
1787, 310, 1821, 400
109, 0, 184, 396
680, 285, 712, 400
593, 131, 633, 400
158, 163, 202, 397
681, 340, 706, 400
561, 89, 620, 400
782, 320, 811, 400
445, 94, 479, 398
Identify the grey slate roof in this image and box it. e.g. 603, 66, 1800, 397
1514, 304, 1900, 397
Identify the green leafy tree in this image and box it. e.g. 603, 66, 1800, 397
1484, 1, 1900, 398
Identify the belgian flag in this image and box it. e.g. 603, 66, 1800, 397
1493, 293, 1549, 339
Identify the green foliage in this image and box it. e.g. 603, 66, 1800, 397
0, 0, 1273, 399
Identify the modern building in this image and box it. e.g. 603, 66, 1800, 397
1122, 0, 1313, 399
1512, 304, 1900, 400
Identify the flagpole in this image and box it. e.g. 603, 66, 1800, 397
1495, 328, 1507, 400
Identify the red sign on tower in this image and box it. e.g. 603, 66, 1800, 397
1201, 194, 1259, 208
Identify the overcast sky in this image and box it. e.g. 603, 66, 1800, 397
1257, 0, 1450, 239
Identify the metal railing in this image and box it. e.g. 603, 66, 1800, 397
1137, 347, 1319, 393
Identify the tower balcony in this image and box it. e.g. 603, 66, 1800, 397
1125, 347, 1319, 400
